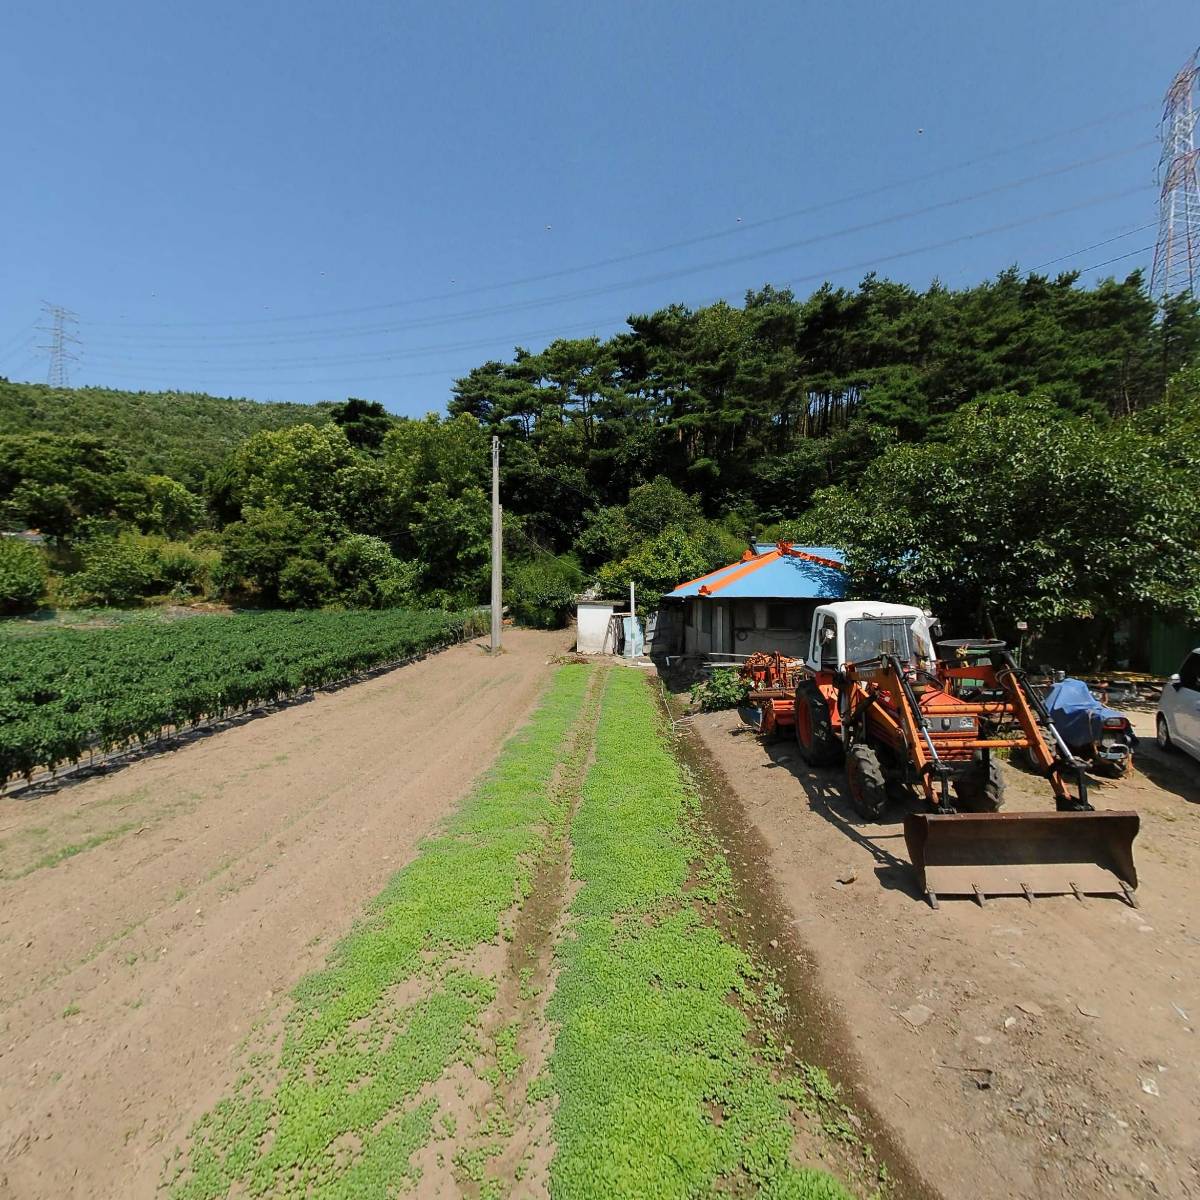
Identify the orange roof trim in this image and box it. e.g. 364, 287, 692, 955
698, 549, 780, 596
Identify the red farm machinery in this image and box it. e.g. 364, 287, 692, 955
737, 579, 1139, 907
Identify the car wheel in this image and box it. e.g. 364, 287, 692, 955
1156, 713, 1174, 752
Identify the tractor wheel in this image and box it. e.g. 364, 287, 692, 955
794, 684, 842, 767
845, 743, 888, 820
953, 754, 1006, 812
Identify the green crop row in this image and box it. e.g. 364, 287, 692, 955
0, 607, 487, 782
167, 664, 592, 1199
548, 668, 853, 1200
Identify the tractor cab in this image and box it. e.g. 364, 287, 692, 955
804, 601, 938, 675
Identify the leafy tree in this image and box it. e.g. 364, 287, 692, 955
0, 433, 145, 538
229, 424, 357, 516
624, 477, 703, 536
382, 414, 491, 603
136, 475, 206, 538
575, 506, 633, 571
597, 523, 743, 606
218, 506, 328, 604
0, 537, 48, 612
788, 392, 1200, 646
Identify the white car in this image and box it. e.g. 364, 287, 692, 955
1157, 648, 1200, 760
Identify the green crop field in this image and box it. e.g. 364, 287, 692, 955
0, 608, 485, 783
165, 664, 877, 1199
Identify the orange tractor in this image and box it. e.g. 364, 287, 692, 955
741, 595, 1139, 907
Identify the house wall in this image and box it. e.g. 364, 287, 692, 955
575, 602, 617, 654
645, 606, 682, 656
683, 597, 820, 658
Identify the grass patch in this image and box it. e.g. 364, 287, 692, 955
548, 668, 853, 1200
2, 822, 139, 880
168, 665, 592, 1199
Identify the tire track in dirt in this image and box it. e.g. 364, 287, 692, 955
0, 629, 570, 1200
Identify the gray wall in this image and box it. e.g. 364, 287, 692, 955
683, 597, 820, 658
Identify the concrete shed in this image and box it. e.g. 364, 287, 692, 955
575, 599, 618, 654
662, 543, 847, 658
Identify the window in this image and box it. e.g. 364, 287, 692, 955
843, 617, 932, 667
812, 613, 838, 665
733, 600, 757, 629
700, 604, 712, 635
1180, 653, 1200, 692
766, 603, 806, 630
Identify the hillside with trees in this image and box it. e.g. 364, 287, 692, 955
1, 268, 1198, 663
0, 381, 337, 486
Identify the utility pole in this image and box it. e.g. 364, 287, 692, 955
1151, 47, 1200, 302
490, 435, 502, 653
629, 579, 636, 659
37, 302, 80, 387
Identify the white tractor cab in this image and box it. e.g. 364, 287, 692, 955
804, 601, 940, 674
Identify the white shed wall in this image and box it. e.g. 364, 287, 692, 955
575, 602, 617, 654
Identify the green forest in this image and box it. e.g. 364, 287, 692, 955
2, 267, 1199, 663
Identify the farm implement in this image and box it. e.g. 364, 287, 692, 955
740, 600, 1139, 907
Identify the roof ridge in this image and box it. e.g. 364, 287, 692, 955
699, 550, 779, 596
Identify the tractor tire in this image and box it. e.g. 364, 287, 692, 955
953, 754, 1006, 812
794, 684, 842, 767
845, 743, 888, 821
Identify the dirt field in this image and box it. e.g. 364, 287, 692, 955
0, 629, 570, 1200
686, 706, 1200, 1200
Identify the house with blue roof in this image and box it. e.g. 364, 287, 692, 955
660, 543, 847, 658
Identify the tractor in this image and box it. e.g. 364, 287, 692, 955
785, 601, 1139, 907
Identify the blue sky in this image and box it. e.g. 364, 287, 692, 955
0, 1, 1191, 413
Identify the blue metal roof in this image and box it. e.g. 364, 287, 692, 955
665, 545, 847, 601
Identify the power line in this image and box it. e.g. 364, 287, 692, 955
0, 321, 39, 365
65, 199, 1155, 394
87, 102, 1157, 332
87, 144, 1155, 355
1072, 244, 1154, 274
781, 184, 1149, 292
1031, 221, 1156, 269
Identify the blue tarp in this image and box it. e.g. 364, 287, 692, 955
1045, 678, 1136, 746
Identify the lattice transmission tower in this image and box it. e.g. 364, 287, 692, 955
1151, 47, 1200, 302
37, 302, 81, 387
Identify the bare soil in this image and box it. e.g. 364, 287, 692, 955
0, 629, 570, 1200
686, 708, 1200, 1199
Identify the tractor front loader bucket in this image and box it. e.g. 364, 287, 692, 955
903, 810, 1139, 907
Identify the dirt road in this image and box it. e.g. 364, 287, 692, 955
688, 711, 1200, 1200
0, 629, 570, 1200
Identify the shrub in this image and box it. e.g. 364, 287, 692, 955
277, 556, 336, 608
151, 540, 220, 598
64, 538, 157, 606
327, 534, 417, 608
507, 556, 582, 629
690, 667, 750, 712
0, 537, 48, 613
